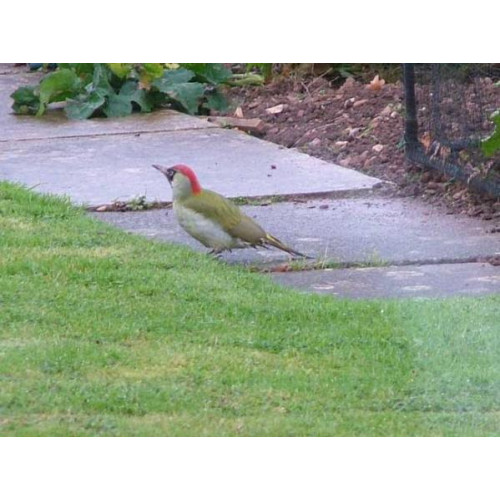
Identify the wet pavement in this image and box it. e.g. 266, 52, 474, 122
91, 195, 500, 267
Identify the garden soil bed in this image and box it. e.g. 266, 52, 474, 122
215, 75, 499, 221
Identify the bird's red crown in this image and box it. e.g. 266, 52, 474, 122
172, 164, 202, 194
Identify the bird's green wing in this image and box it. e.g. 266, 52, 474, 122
182, 190, 242, 232
227, 214, 266, 244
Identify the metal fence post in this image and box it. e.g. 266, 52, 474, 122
403, 63, 418, 150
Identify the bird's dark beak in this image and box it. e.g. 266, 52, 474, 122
152, 164, 175, 184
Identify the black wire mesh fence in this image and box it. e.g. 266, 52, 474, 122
403, 63, 500, 197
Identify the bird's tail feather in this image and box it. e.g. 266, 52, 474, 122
263, 233, 312, 258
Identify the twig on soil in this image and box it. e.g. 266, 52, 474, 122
300, 67, 334, 97
300, 81, 312, 100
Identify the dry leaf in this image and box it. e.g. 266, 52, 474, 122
368, 74, 385, 91
234, 106, 244, 118
419, 132, 432, 151
265, 104, 285, 114
353, 99, 369, 108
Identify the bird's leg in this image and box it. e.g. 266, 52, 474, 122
207, 248, 224, 259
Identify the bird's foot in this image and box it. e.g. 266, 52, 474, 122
207, 249, 224, 259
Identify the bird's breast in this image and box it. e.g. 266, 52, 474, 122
174, 204, 237, 249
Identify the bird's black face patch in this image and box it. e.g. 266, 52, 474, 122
166, 168, 176, 183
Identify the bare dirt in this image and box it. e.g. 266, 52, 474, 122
216, 75, 500, 221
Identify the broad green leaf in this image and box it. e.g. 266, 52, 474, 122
107, 63, 132, 79
183, 63, 232, 84
164, 82, 205, 114
91, 64, 114, 96
65, 92, 106, 120
119, 80, 153, 112
119, 80, 139, 95
37, 69, 81, 116
59, 63, 94, 80
152, 68, 195, 91
103, 92, 133, 117
11, 86, 40, 115
132, 91, 153, 113
138, 63, 165, 89
142, 63, 164, 79
145, 88, 169, 109
203, 89, 228, 112
482, 111, 500, 157
152, 69, 204, 114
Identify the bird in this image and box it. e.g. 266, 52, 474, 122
152, 164, 310, 258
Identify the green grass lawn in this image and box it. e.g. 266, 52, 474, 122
1, 182, 499, 436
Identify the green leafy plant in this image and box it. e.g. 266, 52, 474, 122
11, 63, 232, 119
482, 110, 500, 157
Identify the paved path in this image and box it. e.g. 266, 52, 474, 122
272, 262, 500, 299
1, 64, 499, 298
91, 195, 499, 266
0, 67, 380, 206
1, 127, 381, 206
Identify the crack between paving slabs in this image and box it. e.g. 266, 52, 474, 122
0, 126, 218, 144
251, 255, 500, 273
84, 187, 393, 212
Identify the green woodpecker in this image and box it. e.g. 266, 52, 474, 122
152, 164, 309, 257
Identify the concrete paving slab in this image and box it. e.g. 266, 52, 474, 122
90, 195, 500, 265
0, 108, 217, 142
270, 262, 500, 299
1, 128, 382, 206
